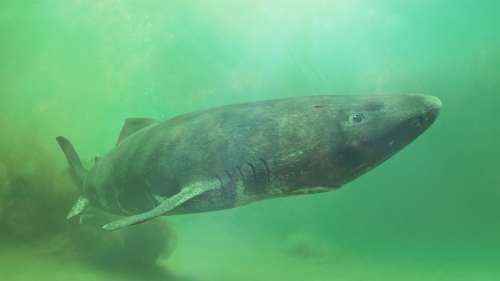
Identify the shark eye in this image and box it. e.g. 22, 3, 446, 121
351, 113, 365, 123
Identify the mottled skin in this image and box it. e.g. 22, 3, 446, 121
81, 94, 441, 218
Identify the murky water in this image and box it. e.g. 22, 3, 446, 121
1, 1, 499, 280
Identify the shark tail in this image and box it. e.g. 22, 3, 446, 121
56, 136, 88, 188
56, 136, 90, 220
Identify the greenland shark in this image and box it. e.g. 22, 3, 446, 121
57, 94, 441, 231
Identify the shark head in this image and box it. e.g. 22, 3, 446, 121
280, 94, 441, 195
330, 94, 441, 185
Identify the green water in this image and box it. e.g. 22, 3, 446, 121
1, 1, 499, 280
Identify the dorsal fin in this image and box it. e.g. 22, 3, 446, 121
116, 118, 159, 145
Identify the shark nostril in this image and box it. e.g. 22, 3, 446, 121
417, 115, 426, 127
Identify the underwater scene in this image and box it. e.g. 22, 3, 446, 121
1, 1, 499, 280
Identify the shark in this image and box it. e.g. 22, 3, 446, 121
57, 94, 441, 231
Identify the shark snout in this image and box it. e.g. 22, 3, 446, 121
423, 95, 442, 120
415, 95, 442, 129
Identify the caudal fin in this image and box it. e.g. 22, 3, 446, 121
56, 136, 88, 189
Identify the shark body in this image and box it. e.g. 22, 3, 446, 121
57, 95, 441, 231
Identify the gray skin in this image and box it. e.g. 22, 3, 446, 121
57, 94, 441, 230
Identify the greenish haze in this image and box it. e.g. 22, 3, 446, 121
1, 1, 499, 280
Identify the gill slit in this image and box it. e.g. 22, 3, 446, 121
247, 162, 257, 181
259, 158, 271, 184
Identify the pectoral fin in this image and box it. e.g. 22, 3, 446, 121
102, 184, 212, 231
